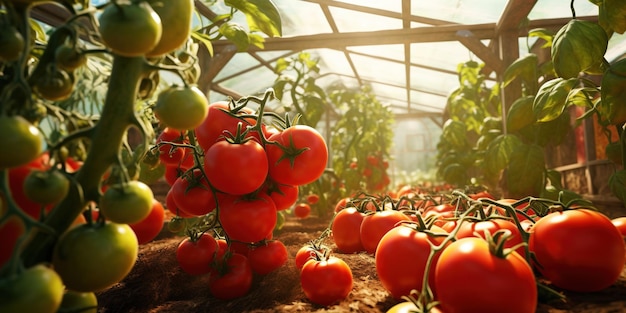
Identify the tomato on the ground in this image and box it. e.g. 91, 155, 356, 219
360, 210, 411, 254
294, 203, 311, 219
331, 207, 365, 253
300, 256, 353, 306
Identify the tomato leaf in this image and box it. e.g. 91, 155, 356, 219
528, 28, 554, 48
441, 119, 468, 150
502, 54, 537, 92
506, 95, 535, 132
225, 0, 282, 37
533, 77, 579, 122
600, 0, 626, 34
506, 143, 545, 198
484, 134, 522, 177
219, 22, 250, 51
609, 170, 626, 204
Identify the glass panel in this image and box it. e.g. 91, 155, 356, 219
333, 0, 402, 13
329, 7, 402, 32
275, 0, 333, 36
411, 0, 507, 24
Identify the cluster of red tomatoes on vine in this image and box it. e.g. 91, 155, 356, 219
294, 186, 626, 312
152, 93, 329, 299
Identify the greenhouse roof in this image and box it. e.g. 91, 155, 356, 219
33, 0, 621, 119
200, 0, 608, 118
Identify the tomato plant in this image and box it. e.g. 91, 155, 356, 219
529, 209, 626, 292
300, 256, 353, 306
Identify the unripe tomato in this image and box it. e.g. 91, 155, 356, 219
0, 26, 24, 62
23, 169, 70, 205
55, 44, 87, 71
99, 180, 155, 224
146, 0, 194, 57
33, 67, 75, 101
58, 290, 98, 313
98, 1, 162, 57
0, 264, 64, 313
0, 115, 45, 169
154, 85, 209, 131
52, 222, 139, 292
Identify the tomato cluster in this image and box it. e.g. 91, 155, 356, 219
154, 97, 328, 299
325, 189, 626, 312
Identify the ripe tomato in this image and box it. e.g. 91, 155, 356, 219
163, 165, 183, 186
300, 256, 353, 306
204, 139, 268, 195
294, 203, 311, 219
360, 210, 411, 254
170, 170, 216, 216
218, 194, 277, 243
375, 224, 447, 300
306, 193, 320, 204
154, 85, 209, 131
265, 125, 328, 186
295, 244, 325, 270
0, 264, 64, 313
165, 188, 193, 218
0, 115, 44, 169
99, 180, 155, 224
455, 218, 526, 257
209, 253, 253, 300
611, 216, 626, 237
334, 197, 350, 212
434, 237, 537, 313
247, 240, 288, 275
58, 290, 98, 313
194, 101, 258, 151
52, 222, 139, 292
98, 1, 162, 57
0, 215, 25, 268
529, 209, 626, 292
264, 182, 298, 211
157, 128, 187, 166
129, 199, 165, 244
146, 0, 194, 57
331, 207, 365, 253
22, 169, 70, 205
176, 233, 218, 275
7, 154, 51, 219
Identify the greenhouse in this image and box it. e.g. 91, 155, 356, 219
2, 0, 626, 312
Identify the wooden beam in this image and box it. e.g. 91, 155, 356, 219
496, 0, 538, 32
456, 30, 504, 74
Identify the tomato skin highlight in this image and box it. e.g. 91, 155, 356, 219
434, 237, 537, 313
300, 257, 353, 306
611, 216, 626, 237
529, 209, 626, 292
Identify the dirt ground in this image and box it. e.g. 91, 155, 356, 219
97, 213, 626, 313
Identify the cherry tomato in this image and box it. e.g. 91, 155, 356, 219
294, 245, 324, 270
300, 256, 353, 306
165, 188, 194, 218
529, 209, 626, 292
294, 203, 311, 219
209, 253, 253, 300
331, 207, 365, 253
157, 128, 187, 166
0, 26, 24, 62
52, 222, 139, 292
265, 125, 328, 186
0, 264, 64, 313
455, 218, 526, 257
434, 237, 537, 313
204, 139, 268, 195
218, 194, 277, 243
334, 197, 350, 213
176, 233, 218, 275
7, 154, 52, 219
129, 199, 165, 244
306, 194, 320, 204
55, 44, 87, 71
360, 210, 411, 254
247, 240, 288, 275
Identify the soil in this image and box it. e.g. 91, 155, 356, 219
97, 213, 626, 313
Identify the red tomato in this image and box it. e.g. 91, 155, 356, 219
194, 101, 258, 151
529, 209, 626, 292
163, 165, 183, 186
435, 237, 537, 313
0, 215, 25, 268
611, 216, 626, 237
265, 125, 328, 186
334, 197, 350, 213
176, 233, 218, 275
204, 139, 268, 195
306, 194, 319, 205
264, 183, 298, 211
294, 203, 311, 219
129, 199, 165, 244
247, 240, 288, 275
331, 207, 365, 253
375, 224, 446, 300
209, 253, 253, 300
165, 188, 193, 218
170, 170, 216, 216
360, 210, 410, 254
455, 219, 526, 258
468, 190, 496, 200
7, 154, 51, 219
218, 194, 277, 243
300, 256, 353, 306
295, 245, 324, 270
157, 128, 186, 166
496, 198, 535, 221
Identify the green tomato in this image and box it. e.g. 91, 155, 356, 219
153, 85, 209, 131
52, 222, 139, 292
98, 1, 162, 57
99, 180, 154, 224
0, 26, 24, 62
58, 290, 98, 313
0, 264, 64, 313
23, 169, 70, 205
0, 115, 45, 170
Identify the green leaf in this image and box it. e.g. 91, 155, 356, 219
601, 0, 626, 34
274, 58, 291, 74
441, 119, 468, 150
219, 22, 250, 51
502, 54, 537, 89
225, 0, 282, 37
545, 169, 563, 189
528, 28, 554, 48
484, 134, 522, 177
190, 31, 214, 57
609, 170, 626, 203
272, 75, 292, 100
533, 77, 579, 122
506, 96, 535, 132
506, 143, 546, 198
